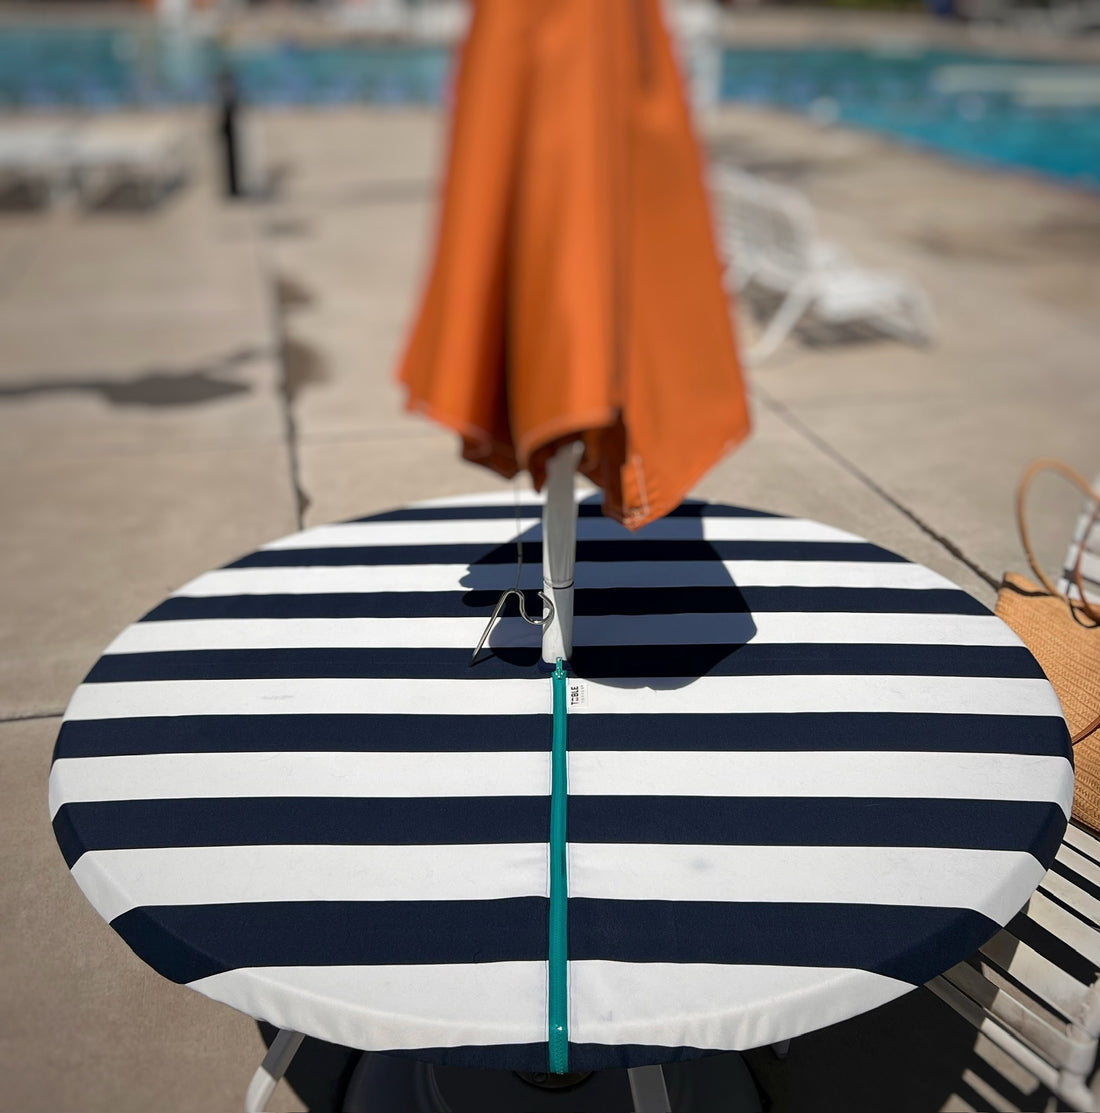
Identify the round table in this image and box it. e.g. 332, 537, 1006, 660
50, 492, 1074, 1075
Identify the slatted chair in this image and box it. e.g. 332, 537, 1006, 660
928, 823, 1100, 1111
928, 477, 1100, 1112
712, 166, 934, 365
1062, 491, 1100, 610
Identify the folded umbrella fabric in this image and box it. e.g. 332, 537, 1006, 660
398, 0, 750, 529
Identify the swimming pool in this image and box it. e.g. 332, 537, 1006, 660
720, 46, 1100, 190
0, 28, 1097, 190
0, 27, 451, 108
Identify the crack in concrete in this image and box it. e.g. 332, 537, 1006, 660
275, 326, 310, 530
754, 384, 1000, 591
256, 234, 309, 531
1, 710, 64, 724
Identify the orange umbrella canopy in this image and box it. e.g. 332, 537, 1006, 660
398, 0, 750, 530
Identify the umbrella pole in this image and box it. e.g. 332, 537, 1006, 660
542, 440, 584, 664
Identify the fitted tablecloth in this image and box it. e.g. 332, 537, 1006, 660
50, 492, 1074, 1072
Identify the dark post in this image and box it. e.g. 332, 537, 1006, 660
217, 68, 243, 199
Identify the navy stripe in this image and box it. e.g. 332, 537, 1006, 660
390, 1042, 717, 1072
378, 1044, 549, 1072
53, 712, 1072, 759
52, 796, 1065, 871
571, 710, 1071, 756
229, 540, 905, 568
109, 898, 995, 987
355, 501, 778, 523
53, 713, 550, 758
85, 644, 1044, 684
571, 798, 1066, 862
111, 898, 549, 983
569, 900, 1001, 986
53, 796, 551, 867
142, 586, 989, 622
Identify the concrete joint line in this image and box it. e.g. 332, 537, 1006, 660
0, 710, 64, 724
755, 385, 1000, 591
256, 229, 309, 531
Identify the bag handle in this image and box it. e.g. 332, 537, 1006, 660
1070, 499, 1100, 745
1016, 458, 1100, 624
1016, 459, 1100, 746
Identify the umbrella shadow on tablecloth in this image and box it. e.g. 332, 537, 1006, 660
461, 495, 757, 688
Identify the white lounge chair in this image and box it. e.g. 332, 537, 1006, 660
927, 475, 1100, 1112
712, 167, 934, 365
0, 120, 189, 209
329, 0, 410, 35
0, 123, 77, 205
408, 1, 469, 41
68, 120, 190, 209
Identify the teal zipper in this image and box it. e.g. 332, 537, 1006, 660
548, 658, 569, 1074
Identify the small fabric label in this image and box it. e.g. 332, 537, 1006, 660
568, 681, 588, 709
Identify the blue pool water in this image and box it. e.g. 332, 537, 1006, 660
720, 47, 1100, 190
1, 28, 1097, 189
0, 27, 451, 108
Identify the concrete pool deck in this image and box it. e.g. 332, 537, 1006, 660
1, 91, 1099, 1111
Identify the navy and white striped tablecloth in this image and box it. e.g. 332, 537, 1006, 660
50, 492, 1074, 1072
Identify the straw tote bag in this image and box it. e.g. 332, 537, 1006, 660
996, 459, 1100, 830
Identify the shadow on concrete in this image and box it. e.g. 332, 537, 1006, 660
82, 176, 187, 215
740, 286, 916, 352
0, 346, 267, 408
272, 271, 326, 523
275, 271, 328, 405
315, 178, 435, 210
266, 215, 314, 239
0, 177, 188, 215
283, 334, 328, 403
0, 181, 53, 211
275, 272, 315, 313
245, 159, 296, 205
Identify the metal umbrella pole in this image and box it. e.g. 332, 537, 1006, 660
541, 441, 585, 665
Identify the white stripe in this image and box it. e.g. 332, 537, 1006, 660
569, 751, 1074, 815
104, 612, 1022, 654
191, 961, 910, 1054
63, 672, 1064, 723
61, 674, 1062, 722
49, 749, 1072, 820
191, 962, 548, 1050
569, 962, 912, 1050
61, 677, 544, 720
49, 750, 550, 817
414, 489, 565, 508
70, 843, 549, 922
569, 844, 1045, 924
177, 560, 957, 596
575, 675, 1063, 717
262, 517, 860, 550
